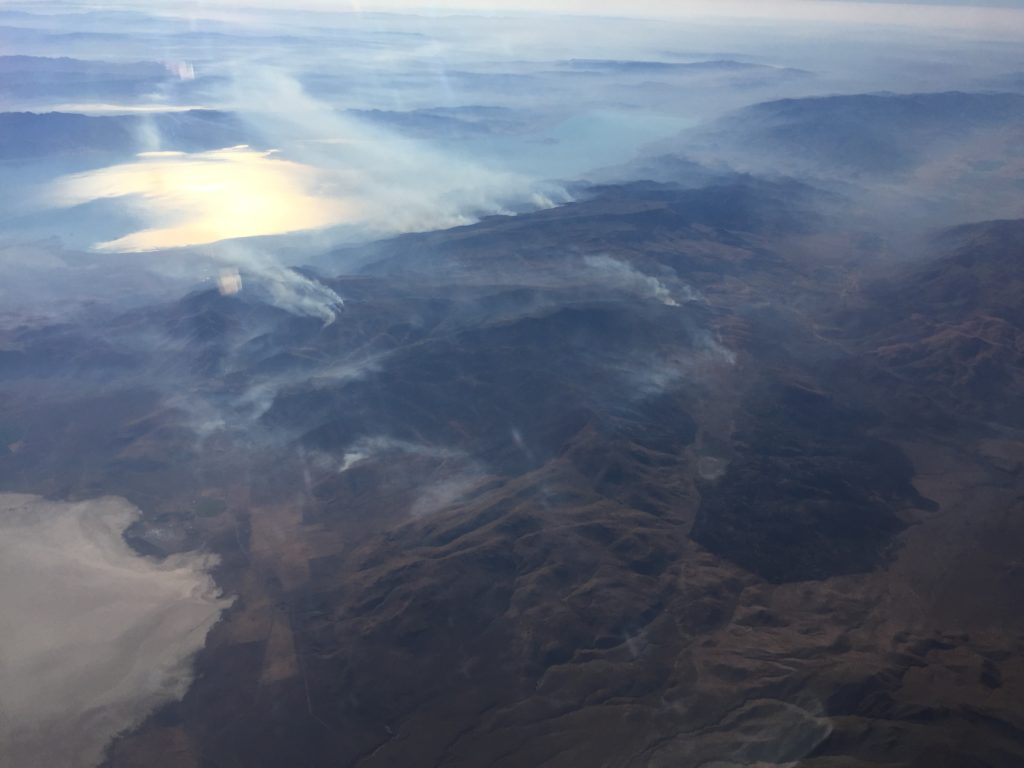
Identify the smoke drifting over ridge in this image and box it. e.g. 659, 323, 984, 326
2, 6, 1024, 767
42, 71, 567, 254
583, 254, 701, 306
5, 1, 1023, 326
15, 65, 570, 322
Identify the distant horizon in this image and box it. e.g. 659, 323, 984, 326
6, 0, 1019, 40
11, 0, 1024, 15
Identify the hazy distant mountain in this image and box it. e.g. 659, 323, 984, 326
0, 109, 251, 159
0, 54, 167, 79
347, 105, 535, 140
0, 55, 175, 104
561, 58, 811, 77
695, 90, 1024, 176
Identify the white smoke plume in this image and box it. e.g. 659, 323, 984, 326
583, 254, 701, 306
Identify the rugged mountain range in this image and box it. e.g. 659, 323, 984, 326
2, 166, 1022, 767
0, 109, 250, 160
697, 91, 1024, 177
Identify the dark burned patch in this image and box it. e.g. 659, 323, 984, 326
605, 391, 698, 454
691, 380, 933, 583
123, 512, 200, 557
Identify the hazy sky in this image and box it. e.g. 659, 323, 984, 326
138, 0, 1024, 8
22, 0, 1018, 17
139, 0, 1024, 15
79, 0, 1013, 39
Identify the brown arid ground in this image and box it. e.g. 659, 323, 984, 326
2, 186, 1022, 767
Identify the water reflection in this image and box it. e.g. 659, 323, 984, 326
50, 145, 354, 252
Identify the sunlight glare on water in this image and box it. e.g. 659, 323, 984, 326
48, 145, 355, 251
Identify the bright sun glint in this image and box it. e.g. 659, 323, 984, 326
50, 145, 356, 252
